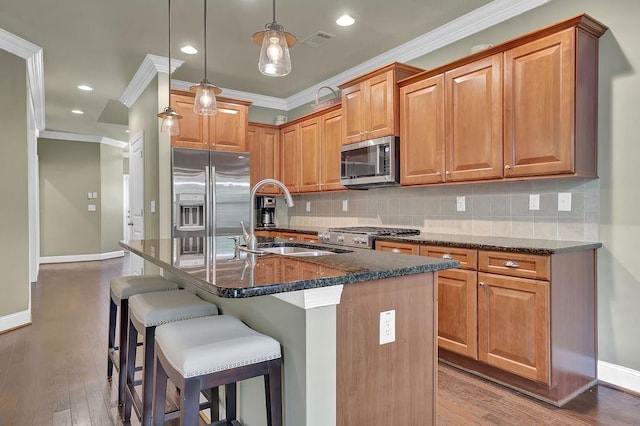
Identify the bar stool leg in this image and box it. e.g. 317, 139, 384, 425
142, 326, 156, 426
225, 383, 237, 421
122, 318, 138, 421
117, 298, 129, 406
182, 378, 201, 426
152, 349, 168, 426
265, 359, 283, 426
107, 298, 117, 380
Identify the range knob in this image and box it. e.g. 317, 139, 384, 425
318, 232, 330, 242
336, 234, 345, 243
352, 237, 368, 245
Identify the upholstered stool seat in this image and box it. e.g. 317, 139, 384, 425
107, 275, 178, 405
122, 290, 218, 426
152, 315, 282, 426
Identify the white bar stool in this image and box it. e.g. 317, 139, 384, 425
152, 315, 283, 426
122, 289, 219, 426
108, 275, 179, 405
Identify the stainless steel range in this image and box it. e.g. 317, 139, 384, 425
317, 226, 420, 249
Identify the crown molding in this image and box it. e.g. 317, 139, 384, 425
286, 0, 552, 109
0, 28, 46, 130
171, 80, 288, 110
119, 54, 185, 108
40, 130, 127, 148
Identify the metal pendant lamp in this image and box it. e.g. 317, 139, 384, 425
190, 0, 221, 115
252, 0, 296, 77
157, 0, 182, 136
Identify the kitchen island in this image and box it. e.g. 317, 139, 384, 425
120, 237, 458, 426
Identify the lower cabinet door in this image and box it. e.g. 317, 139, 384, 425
437, 268, 478, 359
477, 272, 550, 385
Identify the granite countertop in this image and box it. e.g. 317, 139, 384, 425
119, 237, 458, 299
255, 225, 325, 235
374, 233, 602, 255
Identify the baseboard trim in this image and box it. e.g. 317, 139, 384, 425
39, 250, 125, 264
0, 309, 31, 334
598, 360, 640, 395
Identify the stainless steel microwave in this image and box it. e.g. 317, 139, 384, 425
340, 136, 400, 189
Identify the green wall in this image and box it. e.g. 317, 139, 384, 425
0, 49, 29, 317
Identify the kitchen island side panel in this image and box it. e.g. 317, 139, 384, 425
337, 273, 437, 426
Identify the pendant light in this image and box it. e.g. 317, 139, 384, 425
252, 0, 296, 77
190, 0, 221, 115
157, 0, 182, 135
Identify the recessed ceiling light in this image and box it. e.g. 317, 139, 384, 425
71, 109, 84, 115
336, 14, 355, 27
181, 45, 198, 55
78, 85, 93, 91
125, 130, 130, 133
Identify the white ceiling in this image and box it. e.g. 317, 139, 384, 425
0, 0, 546, 142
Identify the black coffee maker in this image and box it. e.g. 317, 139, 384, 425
256, 196, 276, 227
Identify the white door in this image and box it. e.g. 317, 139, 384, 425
129, 131, 145, 275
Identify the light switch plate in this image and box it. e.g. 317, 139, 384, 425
88, 204, 96, 212
529, 194, 540, 210
87, 192, 93, 199
558, 192, 572, 212
379, 310, 395, 345
456, 196, 466, 212
342, 200, 348, 212
150, 200, 156, 213
306, 201, 311, 212
92, 192, 98, 199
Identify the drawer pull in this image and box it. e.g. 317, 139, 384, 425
504, 260, 520, 268
391, 248, 401, 254
442, 254, 453, 260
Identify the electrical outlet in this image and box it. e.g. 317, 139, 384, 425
150, 200, 156, 213
558, 192, 572, 212
342, 200, 348, 212
306, 201, 311, 212
529, 194, 540, 210
456, 196, 466, 212
88, 204, 96, 212
379, 310, 395, 345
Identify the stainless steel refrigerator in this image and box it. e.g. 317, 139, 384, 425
172, 148, 250, 238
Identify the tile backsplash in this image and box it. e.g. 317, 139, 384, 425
275, 178, 599, 242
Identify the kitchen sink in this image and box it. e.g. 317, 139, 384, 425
257, 242, 351, 257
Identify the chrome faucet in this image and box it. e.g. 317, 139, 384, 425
243, 179, 294, 251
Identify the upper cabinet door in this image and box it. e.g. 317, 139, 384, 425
320, 108, 345, 191
341, 83, 366, 145
445, 53, 503, 182
400, 74, 446, 185
280, 124, 299, 192
504, 29, 575, 177
259, 126, 281, 194
366, 70, 395, 140
171, 93, 208, 150
298, 117, 321, 193
209, 100, 248, 152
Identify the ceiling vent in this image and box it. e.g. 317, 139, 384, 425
300, 31, 336, 48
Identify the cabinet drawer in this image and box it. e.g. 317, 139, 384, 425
420, 245, 477, 270
478, 250, 550, 281
278, 232, 302, 241
375, 240, 420, 255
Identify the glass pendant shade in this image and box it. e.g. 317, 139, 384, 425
258, 26, 292, 76
191, 79, 222, 115
158, 107, 182, 136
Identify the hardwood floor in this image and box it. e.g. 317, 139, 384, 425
1, 257, 639, 425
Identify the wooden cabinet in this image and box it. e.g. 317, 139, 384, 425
503, 25, 601, 178
421, 245, 478, 359
339, 63, 423, 145
445, 54, 503, 181
271, 231, 317, 243
399, 74, 445, 185
319, 108, 345, 191
279, 105, 344, 194
374, 240, 420, 255
170, 90, 249, 152
280, 124, 299, 192
380, 238, 598, 405
477, 271, 550, 384
247, 123, 280, 194
398, 14, 606, 186
399, 55, 503, 185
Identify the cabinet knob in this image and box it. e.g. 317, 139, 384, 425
436, 171, 442, 176
442, 254, 453, 260
504, 260, 520, 268
391, 248, 401, 254
505, 165, 511, 170
288, 237, 295, 241
479, 281, 485, 287
445, 171, 451, 175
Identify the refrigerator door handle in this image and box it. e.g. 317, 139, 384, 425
207, 166, 216, 237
